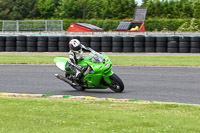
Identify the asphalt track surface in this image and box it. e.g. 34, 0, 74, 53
0, 64, 199, 105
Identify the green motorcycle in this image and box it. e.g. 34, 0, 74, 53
54, 50, 124, 92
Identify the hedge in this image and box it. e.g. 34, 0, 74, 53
145, 18, 195, 31
62, 18, 200, 32
1, 18, 200, 32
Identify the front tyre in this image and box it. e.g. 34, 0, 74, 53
109, 73, 124, 92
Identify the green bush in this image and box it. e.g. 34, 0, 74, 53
177, 18, 200, 32
145, 18, 192, 31
0, 21, 2, 30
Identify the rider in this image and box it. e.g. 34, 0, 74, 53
66, 39, 92, 84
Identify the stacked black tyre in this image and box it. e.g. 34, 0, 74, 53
48, 37, 58, 52
91, 37, 101, 52
37, 36, 48, 52
16, 36, 26, 52
179, 37, 190, 53
101, 36, 112, 52
156, 37, 167, 52
134, 35, 145, 52
27, 36, 37, 52
167, 36, 179, 53
145, 36, 156, 52
6, 36, 16, 52
80, 36, 90, 48
112, 36, 123, 52
123, 37, 134, 52
190, 37, 200, 53
58, 36, 69, 52
0, 36, 5, 52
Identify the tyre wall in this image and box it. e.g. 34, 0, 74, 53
0, 35, 200, 53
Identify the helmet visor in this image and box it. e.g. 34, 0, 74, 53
71, 44, 82, 51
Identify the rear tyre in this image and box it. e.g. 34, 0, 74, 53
109, 73, 124, 92
71, 85, 85, 91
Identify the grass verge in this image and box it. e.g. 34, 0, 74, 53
0, 97, 200, 133
1, 55, 200, 67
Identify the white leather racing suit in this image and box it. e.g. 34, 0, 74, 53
66, 44, 92, 79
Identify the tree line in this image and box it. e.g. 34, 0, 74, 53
0, 0, 200, 20
142, 0, 200, 18
0, 0, 137, 20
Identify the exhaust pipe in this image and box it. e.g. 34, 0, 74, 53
55, 74, 76, 86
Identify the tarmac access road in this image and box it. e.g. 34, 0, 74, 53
0, 65, 199, 105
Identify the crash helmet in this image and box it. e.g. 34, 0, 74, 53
69, 39, 83, 59
69, 39, 82, 51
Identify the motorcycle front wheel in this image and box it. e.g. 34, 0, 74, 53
109, 73, 124, 92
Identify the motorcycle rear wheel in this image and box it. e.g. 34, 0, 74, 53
71, 85, 85, 91
109, 73, 124, 92
65, 73, 85, 91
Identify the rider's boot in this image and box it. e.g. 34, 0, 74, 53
73, 72, 82, 85
65, 72, 70, 78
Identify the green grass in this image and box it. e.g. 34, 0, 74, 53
111, 56, 200, 67
0, 97, 200, 133
1, 55, 200, 67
